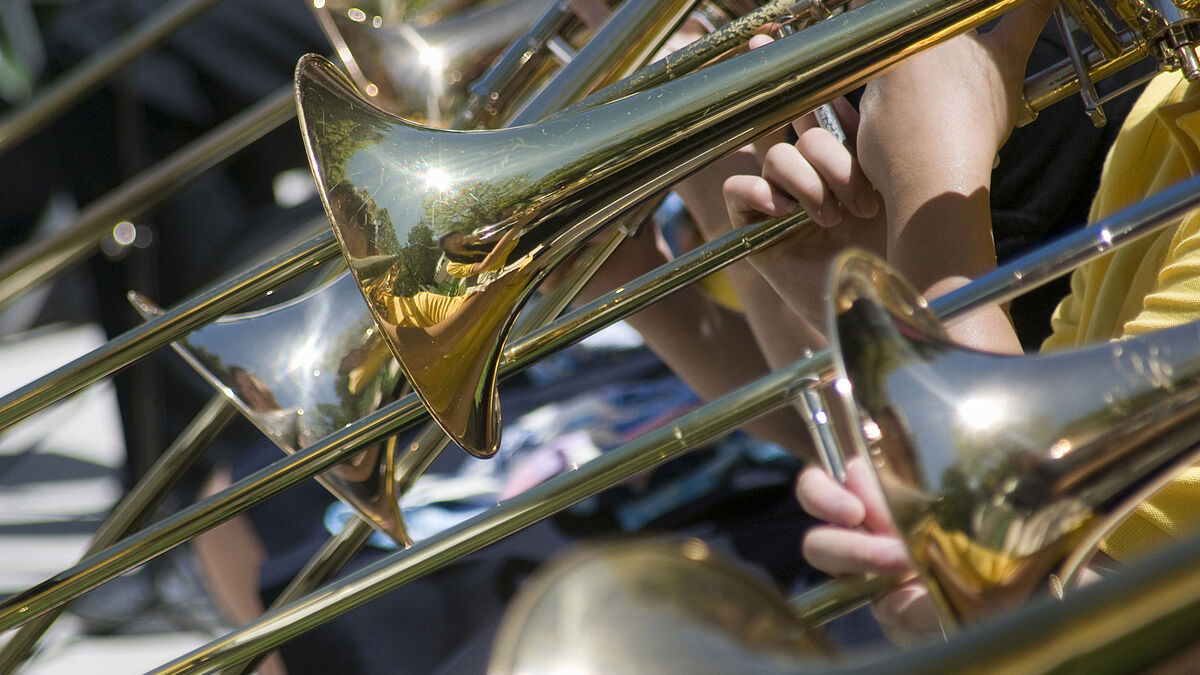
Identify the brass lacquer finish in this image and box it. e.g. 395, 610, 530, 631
488, 539, 832, 675
98, 175, 1200, 670
828, 250, 1200, 627
311, 0, 548, 124
483, 533, 1200, 674
129, 273, 411, 544
297, 0, 1025, 457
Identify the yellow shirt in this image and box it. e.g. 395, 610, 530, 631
1040, 71, 1200, 562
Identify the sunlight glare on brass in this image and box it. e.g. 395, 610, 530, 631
130, 274, 411, 544
488, 539, 832, 675
826, 249, 1200, 628
309, 0, 549, 124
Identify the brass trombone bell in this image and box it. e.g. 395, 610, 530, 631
9, 0, 1200, 662
488, 246, 1200, 672
139, 0, 715, 549
130, 273, 412, 544
295, 0, 1039, 460
487, 538, 834, 675
297, 0, 1200, 462
310, 0, 551, 125
827, 249, 1200, 628
65, 173, 1200, 670
488, 529, 1200, 674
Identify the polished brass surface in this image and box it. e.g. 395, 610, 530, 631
0, 230, 342, 433
311, 0, 548, 124
7, 124, 1200, 675
0, 210, 807, 638
130, 273, 411, 543
504, 0, 699, 125
144, 0, 709, 549
297, 0, 1028, 459
488, 539, 832, 675
453, 0, 579, 129
0, 0, 543, 316
151, 342, 817, 673
20, 169, 1200, 670
788, 572, 902, 627
483, 531, 1200, 674
828, 249, 1200, 628
7, 0, 1200, 668
221, 516, 376, 675
1108, 0, 1200, 77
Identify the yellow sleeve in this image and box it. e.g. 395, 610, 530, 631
1102, 212, 1200, 563
383, 291, 464, 328
1040, 266, 1089, 352
445, 260, 476, 279
1119, 211, 1200, 338
697, 271, 743, 313
1103, 468, 1200, 563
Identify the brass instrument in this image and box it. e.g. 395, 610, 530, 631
8, 0, 1200, 669
0, 0, 778, 669
0, 0, 229, 155
297, 0, 1032, 459
487, 245, 1200, 671
311, 0, 551, 124
130, 276, 414, 544
127, 0, 712, 551
488, 539, 836, 674
140, 173, 1200, 671
0, 0, 548, 315
3, 178, 1199, 672
488, 532, 1200, 673
0, 0, 566, 666
300, 0, 1200, 461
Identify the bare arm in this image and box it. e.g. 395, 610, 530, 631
559, 225, 818, 459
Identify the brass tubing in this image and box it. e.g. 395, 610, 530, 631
930, 171, 1200, 324
508, 219, 632, 341
0, 86, 296, 313
453, 0, 576, 128
268, 518, 375, 612
8, 67, 1200, 657
216, 404, 455, 675
507, 0, 700, 125
859, 530, 1200, 674
0, 395, 238, 670
503, 212, 810, 367
393, 422, 457, 497
549, 0, 804, 120
5, 163, 1198, 643
147, 174, 1200, 671
221, 516, 376, 675
1019, 34, 1150, 125
0, 230, 341, 433
790, 574, 902, 627
151, 350, 818, 674
0, 212, 807, 634
0, 0, 229, 155
0, 392, 428, 635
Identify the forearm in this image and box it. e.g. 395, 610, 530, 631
627, 291, 817, 457
571, 236, 817, 458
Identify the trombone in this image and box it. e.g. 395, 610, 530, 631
2, 0, 1196, 669
152, 174, 1200, 671
0, 0, 788, 668
0, 0, 229, 155
147, 172, 1200, 671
